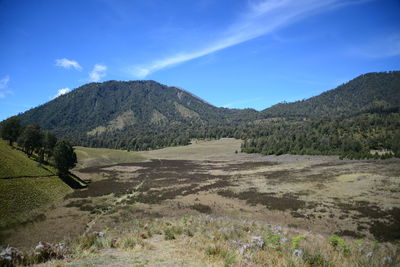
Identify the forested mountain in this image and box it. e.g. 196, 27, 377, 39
12, 71, 400, 157
262, 71, 400, 118
18, 80, 259, 149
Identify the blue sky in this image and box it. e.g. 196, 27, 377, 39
1, 0, 399, 120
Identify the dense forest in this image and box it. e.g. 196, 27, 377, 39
6, 71, 400, 158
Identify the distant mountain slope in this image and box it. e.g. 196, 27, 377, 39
14, 71, 400, 151
18, 80, 258, 149
262, 71, 400, 118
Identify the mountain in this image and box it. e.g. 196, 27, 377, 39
262, 71, 400, 118
18, 80, 258, 149
15, 71, 400, 154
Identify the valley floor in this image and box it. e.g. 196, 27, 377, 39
1, 138, 399, 266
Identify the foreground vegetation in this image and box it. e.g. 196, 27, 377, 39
4, 215, 399, 266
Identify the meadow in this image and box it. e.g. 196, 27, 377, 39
1, 138, 399, 266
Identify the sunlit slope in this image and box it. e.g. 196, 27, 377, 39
0, 140, 51, 178
74, 146, 146, 168
0, 140, 72, 230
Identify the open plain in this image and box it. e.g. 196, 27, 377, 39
2, 138, 399, 254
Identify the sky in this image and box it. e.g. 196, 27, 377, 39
1, 0, 400, 120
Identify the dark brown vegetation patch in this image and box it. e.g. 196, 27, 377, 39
218, 161, 278, 171
218, 188, 306, 211
70, 160, 232, 204
338, 202, 400, 241
190, 203, 212, 214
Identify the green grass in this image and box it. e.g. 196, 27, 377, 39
0, 140, 52, 178
74, 146, 146, 169
0, 176, 72, 229
0, 140, 73, 229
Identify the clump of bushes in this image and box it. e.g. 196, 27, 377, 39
329, 235, 351, 255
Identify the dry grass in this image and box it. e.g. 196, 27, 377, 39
2, 139, 400, 266
74, 146, 146, 169
35, 215, 400, 266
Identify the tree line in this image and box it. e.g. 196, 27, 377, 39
0, 116, 77, 174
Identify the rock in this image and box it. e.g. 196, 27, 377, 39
251, 236, 264, 248
366, 252, 373, 258
293, 249, 303, 257
93, 231, 105, 238
383, 256, 392, 264
272, 226, 282, 233
0, 246, 23, 265
230, 240, 251, 255
238, 243, 251, 255
34, 241, 68, 261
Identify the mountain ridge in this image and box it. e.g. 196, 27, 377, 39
11, 71, 400, 152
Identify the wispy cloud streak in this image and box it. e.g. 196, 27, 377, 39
0, 75, 12, 99
352, 33, 400, 58
130, 0, 364, 78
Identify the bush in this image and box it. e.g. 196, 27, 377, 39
291, 235, 306, 250
122, 237, 137, 249
264, 232, 283, 249
329, 235, 350, 255
164, 226, 182, 240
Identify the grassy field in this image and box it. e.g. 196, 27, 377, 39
0, 177, 72, 230
0, 140, 73, 232
0, 140, 51, 178
74, 146, 146, 168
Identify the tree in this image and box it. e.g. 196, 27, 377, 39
0, 116, 21, 146
53, 140, 77, 174
42, 131, 57, 160
18, 124, 42, 156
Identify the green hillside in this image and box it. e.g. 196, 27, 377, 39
18, 80, 259, 150
12, 71, 400, 157
261, 71, 400, 118
0, 140, 52, 178
0, 140, 72, 230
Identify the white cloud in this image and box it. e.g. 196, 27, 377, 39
0, 75, 12, 98
0, 75, 10, 89
129, 0, 365, 78
89, 64, 107, 82
52, 88, 71, 99
55, 58, 82, 71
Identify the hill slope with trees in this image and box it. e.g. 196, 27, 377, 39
262, 71, 400, 118
10, 71, 400, 157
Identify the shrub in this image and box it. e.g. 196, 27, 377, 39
291, 235, 306, 250
223, 251, 237, 266
164, 226, 182, 240
329, 235, 350, 255
263, 230, 283, 248
122, 236, 137, 249
302, 249, 331, 267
